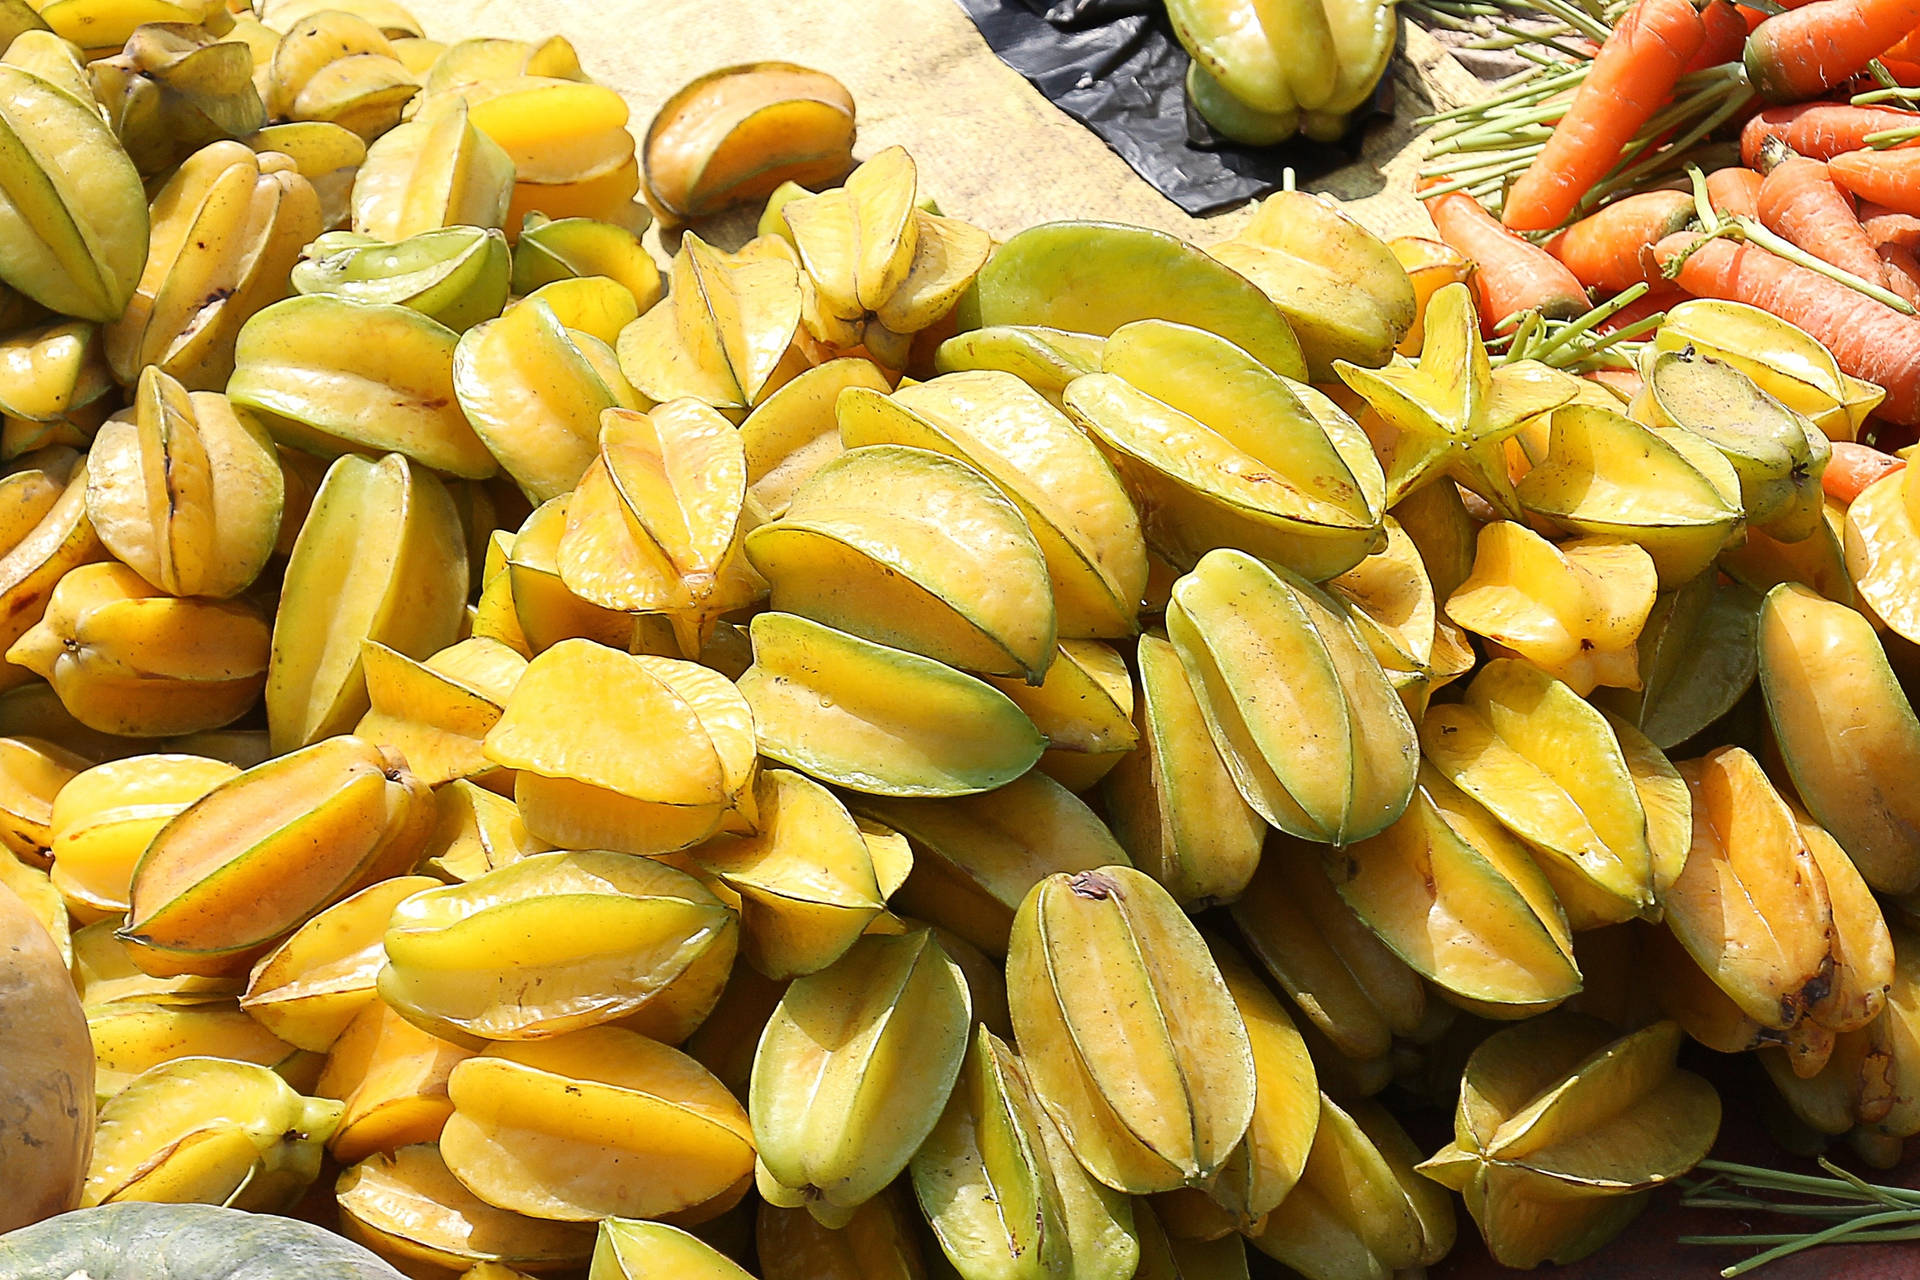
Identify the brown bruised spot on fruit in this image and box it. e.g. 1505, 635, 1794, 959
1069, 870, 1119, 900
1787, 968, 1835, 1026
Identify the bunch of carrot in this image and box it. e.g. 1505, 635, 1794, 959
1416, 0, 1920, 426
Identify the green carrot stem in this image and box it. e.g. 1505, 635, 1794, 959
1720, 218, 1918, 312
1687, 163, 1721, 232
1469, 19, 1593, 53
1866, 121, 1920, 146
1690, 1160, 1920, 1205
1419, 146, 1544, 180
1530, 282, 1652, 359
1717, 1209, 1920, 1277
1731, 1227, 1920, 1244
1428, 124, 1556, 156
1428, 101, 1573, 152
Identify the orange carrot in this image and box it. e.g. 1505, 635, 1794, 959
1825, 439, 1905, 501
1739, 103, 1920, 165
1706, 165, 1765, 216
1544, 191, 1698, 291
1595, 283, 1687, 331
1880, 243, 1920, 301
1744, 0, 1920, 102
1501, 0, 1708, 232
1860, 200, 1920, 246
1831, 147, 1920, 214
1425, 187, 1592, 324
1586, 367, 1646, 400
1870, 56, 1920, 83
1757, 147, 1920, 303
1881, 24, 1920, 58
1655, 231, 1920, 422
1687, 0, 1752, 65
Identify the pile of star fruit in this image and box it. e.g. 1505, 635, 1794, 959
1, 4, 1917, 1278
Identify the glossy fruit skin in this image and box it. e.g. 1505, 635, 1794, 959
0, 882, 93, 1233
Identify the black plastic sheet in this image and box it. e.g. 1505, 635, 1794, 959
953, 0, 1394, 216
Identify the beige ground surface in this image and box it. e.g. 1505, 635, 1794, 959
261, 0, 1489, 244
